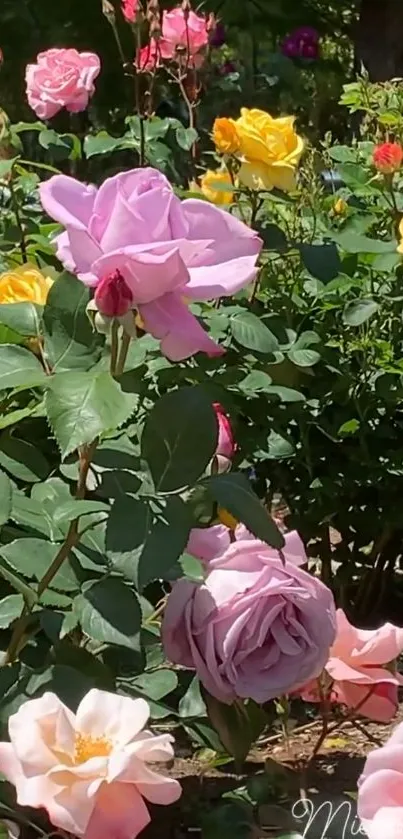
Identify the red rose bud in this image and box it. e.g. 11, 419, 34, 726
213, 402, 235, 459
373, 142, 403, 174
94, 270, 133, 317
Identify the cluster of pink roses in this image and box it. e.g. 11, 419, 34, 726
137, 6, 210, 72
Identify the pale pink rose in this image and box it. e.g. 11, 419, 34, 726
300, 609, 403, 722
187, 524, 307, 568
159, 7, 208, 62
25, 48, 101, 120
0, 690, 181, 839
162, 539, 336, 703
39, 168, 261, 360
358, 722, 403, 839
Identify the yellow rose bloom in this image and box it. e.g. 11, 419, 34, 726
398, 218, 403, 254
200, 169, 234, 205
217, 506, 238, 530
212, 117, 240, 155
333, 197, 348, 215
213, 108, 304, 192
0, 263, 53, 305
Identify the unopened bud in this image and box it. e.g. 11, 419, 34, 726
206, 12, 216, 32
181, 0, 191, 18
94, 270, 133, 317
102, 0, 116, 23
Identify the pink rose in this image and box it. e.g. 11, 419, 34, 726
122, 0, 140, 23
25, 48, 101, 120
300, 609, 403, 722
162, 539, 336, 703
187, 524, 307, 568
0, 690, 181, 839
136, 41, 160, 72
39, 168, 261, 361
358, 722, 403, 839
159, 7, 208, 62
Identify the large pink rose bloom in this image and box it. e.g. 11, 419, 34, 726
26, 48, 101, 120
358, 722, 403, 839
187, 523, 307, 567
162, 539, 336, 703
39, 168, 261, 360
300, 609, 403, 722
0, 690, 181, 839
159, 8, 208, 61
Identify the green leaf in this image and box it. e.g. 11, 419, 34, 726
231, 312, 279, 354
299, 243, 341, 283
54, 499, 109, 525
288, 348, 320, 367
39, 130, 79, 161
263, 430, 295, 459
328, 146, 357, 163
107, 496, 191, 589
141, 386, 217, 492
0, 538, 79, 591
46, 370, 137, 458
84, 132, 123, 158
175, 125, 198, 151
267, 385, 305, 402
0, 158, 18, 178
0, 302, 43, 337
179, 676, 206, 718
239, 371, 273, 394
259, 223, 288, 252
0, 472, 12, 527
0, 405, 42, 431
343, 298, 379, 326
331, 232, 396, 254
204, 472, 284, 549
0, 594, 24, 628
0, 433, 50, 483
43, 273, 103, 371
74, 578, 142, 651
201, 800, 254, 839
0, 344, 47, 391
203, 691, 267, 764
130, 670, 178, 701
0, 558, 37, 606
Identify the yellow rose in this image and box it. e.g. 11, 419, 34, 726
217, 506, 238, 530
398, 218, 403, 254
229, 108, 304, 192
0, 263, 53, 305
200, 169, 234, 205
212, 117, 240, 155
333, 197, 348, 215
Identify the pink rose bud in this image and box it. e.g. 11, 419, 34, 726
213, 402, 235, 459
122, 0, 141, 23
25, 48, 101, 120
94, 270, 133, 317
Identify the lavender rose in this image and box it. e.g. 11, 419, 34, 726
162, 539, 336, 704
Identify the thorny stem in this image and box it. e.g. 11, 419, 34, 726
9, 173, 27, 263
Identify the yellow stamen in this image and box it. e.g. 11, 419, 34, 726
74, 733, 112, 764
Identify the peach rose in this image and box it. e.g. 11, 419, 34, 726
358, 721, 403, 839
0, 689, 181, 839
300, 609, 403, 722
25, 48, 101, 120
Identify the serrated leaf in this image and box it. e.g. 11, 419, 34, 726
45, 371, 137, 458
54, 499, 109, 524
0, 344, 47, 391
0, 559, 37, 606
43, 273, 103, 371
205, 472, 284, 549
0, 472, 11, 527
74, 578, 142, 650
231, 312, 279, 354
0, 539, 79, 591
106, 495, 191, 589
0, 595, 24, 628
0, 302, 43, 337
141, 386, 217, 492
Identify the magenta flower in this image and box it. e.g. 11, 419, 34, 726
39, 168, 262, 360
281, 26, 319, 61
25, 48, 101, 120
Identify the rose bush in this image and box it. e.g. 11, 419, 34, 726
163, 538, 336, 703
25, 48, 100, 119
39, 167, 261, 360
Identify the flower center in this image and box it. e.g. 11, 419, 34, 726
74, 733, 112, 764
